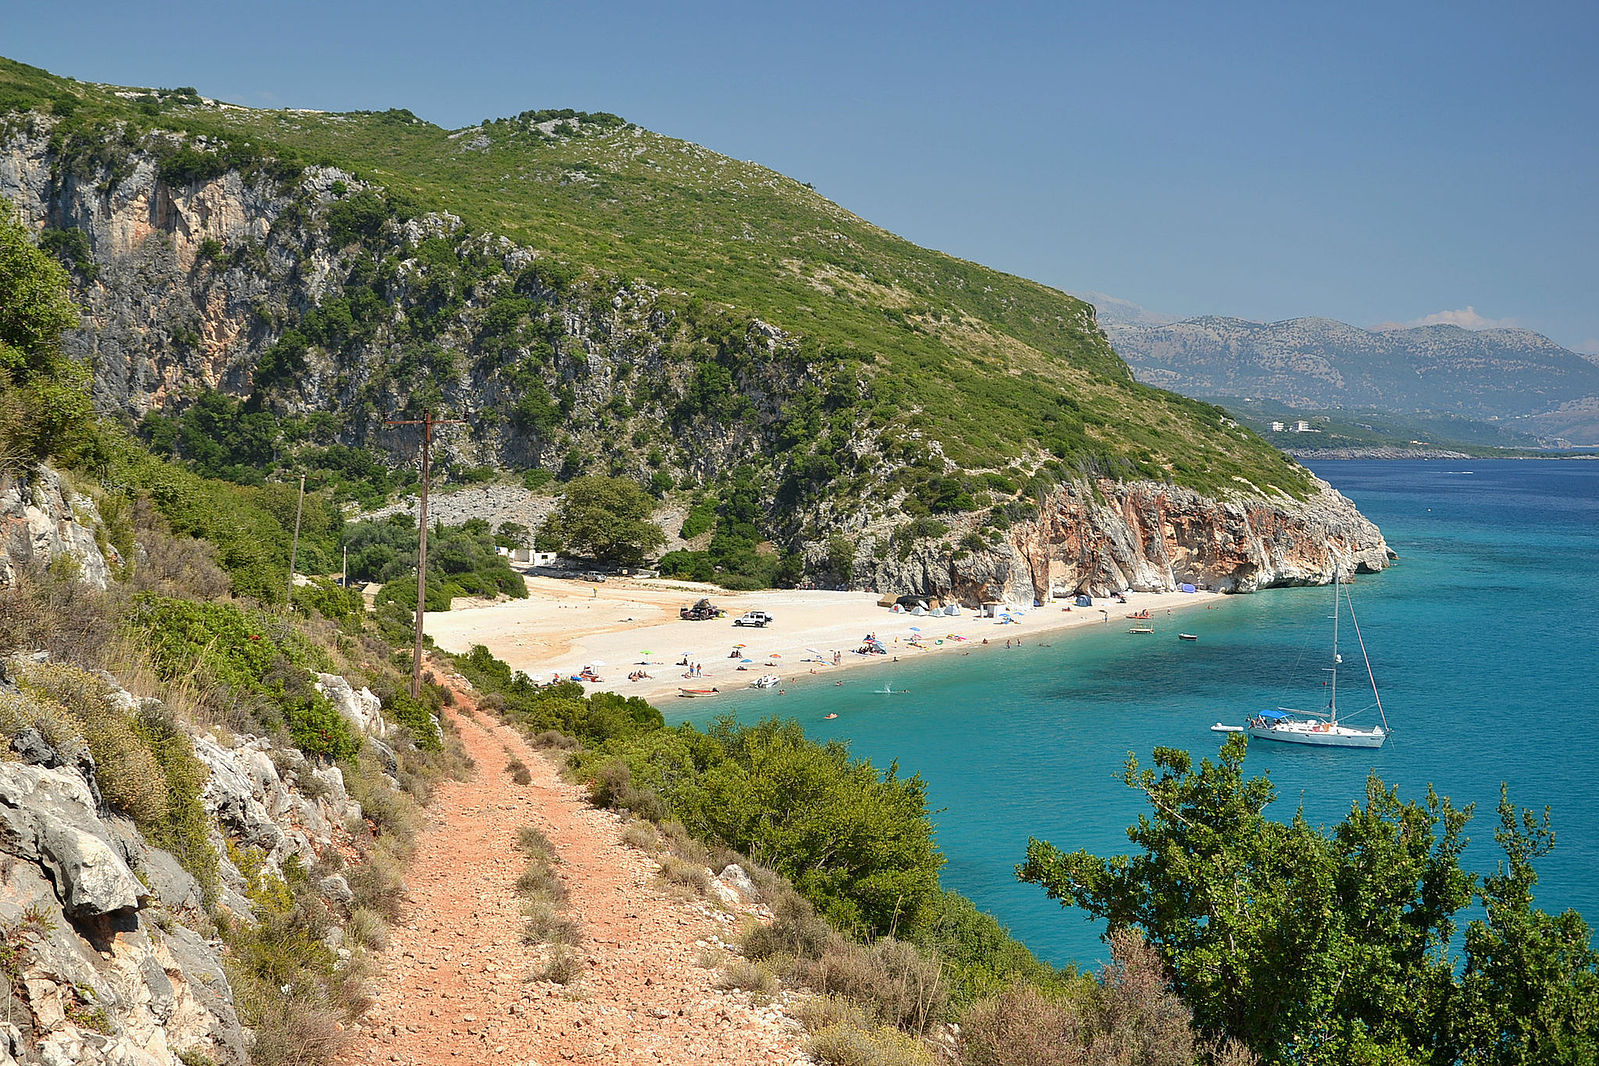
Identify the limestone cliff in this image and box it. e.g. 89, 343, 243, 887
0, 467, 116, 591
0, 654, 410, 1066
0, 114, 1389, 595
859, 476, 1390, 604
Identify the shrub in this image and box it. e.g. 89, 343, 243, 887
504, 755, 532, 785
805, 1023, 935, 1066
715, 957, 779, 997
539, 945, 583, 985
620, 821, 659, 852
802, 937, 947, 1036
515, 863, 566, 902
521, 899, 581, 947
741, 888, 834, 964
655, 855, 711, 896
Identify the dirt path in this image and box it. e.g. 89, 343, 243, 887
342, 683, 807, 1066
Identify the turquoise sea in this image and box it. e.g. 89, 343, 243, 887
671, 460, 1599, 968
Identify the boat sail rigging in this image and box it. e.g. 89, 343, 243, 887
1216, 568, 1390, 749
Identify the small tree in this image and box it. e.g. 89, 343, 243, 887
539, 475, 664, 566
1017, 735, 1598, 1064
0, 199, 89, 464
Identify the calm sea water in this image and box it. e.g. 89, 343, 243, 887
671, 460, 1599, 968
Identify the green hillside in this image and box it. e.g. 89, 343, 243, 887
0, 56, 1312, 507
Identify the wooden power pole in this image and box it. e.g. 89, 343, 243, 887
384, 410, 463, 698
286, 473, 306, 611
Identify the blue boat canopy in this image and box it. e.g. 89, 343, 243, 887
1258, 710, 1291, 720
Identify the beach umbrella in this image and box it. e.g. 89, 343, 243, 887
733, 643, 747, 648
770, 652, 782, 658
741, 658, 753, 664
908, 626, 921, 632
641, 650, 654, 655
589, 660, 605, 666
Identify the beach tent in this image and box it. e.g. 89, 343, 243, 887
910, 605, 926, 616
945, 604, 962, 617
1180, 583, 1197, 593
1075, 594, 1093, 607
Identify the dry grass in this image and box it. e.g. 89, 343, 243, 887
714, 956, 780, 998
0, 560, 119, 667
695, 945, 729, 969
802, 937, 946, 1036
241, 993, 349, 1066
528, 729, 579, 750
620, 820, 660, 852
504, 754, 533, 785
346, 907, 390, 952
520, 898, 582, 948
514, 821, 580, 949
515, 862, 567, 902
805, 1023, 936, 1066
538, 944, 584, 985
957, 931, 1251, 1066
654, 855, 711, 897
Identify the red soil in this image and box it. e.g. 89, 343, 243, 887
341, 681, 806, 1066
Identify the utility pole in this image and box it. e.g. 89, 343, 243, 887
287, 473, 306, 612
384, 410, 464, 698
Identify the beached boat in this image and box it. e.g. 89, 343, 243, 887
1243, 570, 1389, 749
677, 687, 720, 698
748, 675, 781, 689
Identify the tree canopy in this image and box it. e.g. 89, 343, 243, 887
1018, 735, 1599, 1065
538, 475, 665, 566
0, 198, 89, 463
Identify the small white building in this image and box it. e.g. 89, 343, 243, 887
512, 547, 558, 567
1292, 420, 1313, 433
1270, 421, 1285, 432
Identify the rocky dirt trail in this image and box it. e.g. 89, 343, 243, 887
342, 679, 808, 1066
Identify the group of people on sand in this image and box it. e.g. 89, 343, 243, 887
627, 669, 652, 682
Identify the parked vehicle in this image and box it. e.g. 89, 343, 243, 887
733, 610, 774, 628
679, 598, 723, 621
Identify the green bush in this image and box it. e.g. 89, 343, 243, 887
577, 716, 942, 936
128, 595, 358, 761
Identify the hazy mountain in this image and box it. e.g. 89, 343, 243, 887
1104, 314, 1599, 441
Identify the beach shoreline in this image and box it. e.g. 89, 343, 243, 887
422, 574, 1224, 708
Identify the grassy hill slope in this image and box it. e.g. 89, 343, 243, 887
0, 56, 1312, 504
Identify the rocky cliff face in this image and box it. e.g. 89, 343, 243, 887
0, 467, 116, 591
1, 115, 1388, 595
0, 654, 402, 1066
863, 476, 1391, 603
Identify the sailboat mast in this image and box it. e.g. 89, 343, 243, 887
1329, 567, 1340, 724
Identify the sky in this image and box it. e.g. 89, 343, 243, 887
6, 1, 1597, 351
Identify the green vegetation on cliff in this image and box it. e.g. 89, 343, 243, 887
0, 55, 1314, 524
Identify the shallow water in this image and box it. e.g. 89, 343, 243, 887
671, 460, 1599, 967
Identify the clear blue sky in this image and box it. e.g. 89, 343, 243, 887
8, 1, 1597, 350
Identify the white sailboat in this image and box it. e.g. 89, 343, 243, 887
1242, 569, 1390, 749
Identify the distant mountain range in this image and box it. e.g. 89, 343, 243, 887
1095, 303, 1599, 445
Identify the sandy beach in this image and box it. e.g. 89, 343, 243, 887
423, 573, 1223, 707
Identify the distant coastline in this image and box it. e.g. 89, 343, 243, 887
1290, 446, 1599, 460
